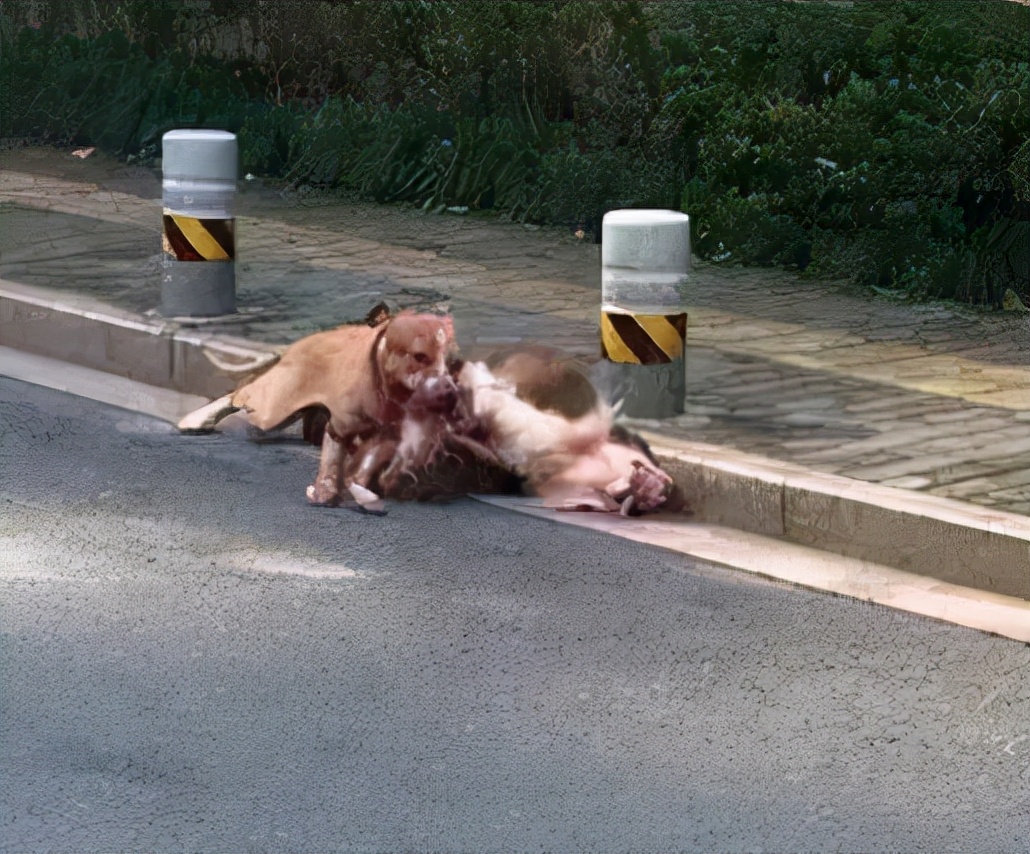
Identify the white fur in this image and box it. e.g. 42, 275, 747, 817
177, 394, 236, 432
398, 417, 428, 459
457, 361, 612, 474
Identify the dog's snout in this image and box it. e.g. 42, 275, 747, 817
429, 375, 459, 406
409, 372, 460, 414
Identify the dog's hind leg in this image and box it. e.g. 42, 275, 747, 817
177, 394, 240, 433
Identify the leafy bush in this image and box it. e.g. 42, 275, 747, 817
0, 23, 255, 154
1, 0, 1027, 304
652, 0, 1029, 304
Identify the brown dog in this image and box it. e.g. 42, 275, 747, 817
177, 307, 457, 507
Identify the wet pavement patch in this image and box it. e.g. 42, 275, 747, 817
0, 203, 160, 313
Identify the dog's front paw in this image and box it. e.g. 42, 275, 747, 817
306, 479, 341, 506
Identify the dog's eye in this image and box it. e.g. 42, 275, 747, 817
413, 352, 431, 365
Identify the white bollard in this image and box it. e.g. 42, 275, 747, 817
160, 129, 238, 317
600, 209, 690, 419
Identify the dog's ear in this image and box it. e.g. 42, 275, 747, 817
434, 314, 458, 356
438, 313, 455, 341
364, 302, 392, 328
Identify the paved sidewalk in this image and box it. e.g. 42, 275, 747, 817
2, 144, 1030, 519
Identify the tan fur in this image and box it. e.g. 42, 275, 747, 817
230, 323, 384, 433
485, 345, 599, 419
178, 311, 456, 506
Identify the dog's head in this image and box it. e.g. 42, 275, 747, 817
378, 312, 456, 397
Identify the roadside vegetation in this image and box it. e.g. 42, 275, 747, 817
1, 0, 1027, 306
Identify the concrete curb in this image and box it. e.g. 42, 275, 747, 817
3, 280, 1028, 609
644, 435, 1030, 601
0, 279, 278, 399
473, 495, 1030, 643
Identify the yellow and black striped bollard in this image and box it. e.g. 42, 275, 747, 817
600, 210, 690, 418
160, 130, 237, 317
601, 310, 687, 368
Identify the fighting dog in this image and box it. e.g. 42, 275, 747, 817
178, 305, 457, 508
456, 352, 681, 515
180, 312, 681, 515
339, 347, 683, 515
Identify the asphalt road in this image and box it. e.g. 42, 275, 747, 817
1, 376, 1028, 853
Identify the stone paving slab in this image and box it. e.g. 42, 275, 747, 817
2, 145, 1029, 520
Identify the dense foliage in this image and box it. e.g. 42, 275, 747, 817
1, 0, 1027, 304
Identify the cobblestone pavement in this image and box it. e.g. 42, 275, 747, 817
2, 145, 1029, 515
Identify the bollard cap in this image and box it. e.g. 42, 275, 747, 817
603, 209, 689, 226
601, 207, 688, 271
601, 209, 690, 274
162, 129, 238, 181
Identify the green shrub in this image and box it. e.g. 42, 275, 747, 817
652, 0, 1029, 304
2, 0, 1027, 304
0, 24, 254, 153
